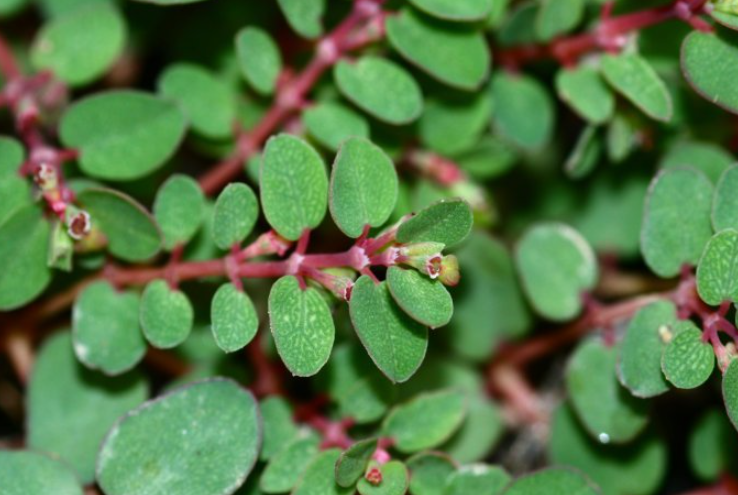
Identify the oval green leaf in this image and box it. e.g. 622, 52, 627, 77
409, 0, 491, 21
97, 379, 261, 495
697, 229, 738, 305
662, 324, 714, 389
292, 448, 353, 495
445, 464, 510, 495
406, 452, 457, 495
236, 26, 281, 96
60, 90, 187, 181
140, 279, 194, 349
397, 198, 473, 248
211, 282, 258, 353
212, 182, 259, 250
491, 72, 555, 150
260, 396, 298, 461
261, 134, 328, 240
601, 53, 672, 122
261, 429, 321, 493
277, 0, 324, 39
335, 437, 378, 488
682, 31, 738, 115
502, 467, 598, 495
303, 101, 370, 151
724, 358, 738, 432
153, 174, 205, 250
419, 92, 493, 155
713, 165, 738, 231
0, 451, 83, 495
555, 66, 614, 125
386, 266, 453, 328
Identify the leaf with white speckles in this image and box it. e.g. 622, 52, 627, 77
697, 229, 738, 306
210, 283, 258, 353
662, 324, 714, 389
386, 266, 453, 328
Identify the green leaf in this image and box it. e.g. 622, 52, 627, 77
697, 229, 738, 305
335, 437, 378, 488
566, 339, 649, 444
158, 63, 235, 139
329, 137, 398, 238
688, 409, 738, 481
454, 136, 517, 180
662, 324, 714, 389
357, 461, 409, 495
0, 451, 83, 495
276, 0, 324, 39
535, 0, 584, 41
28, 331, 148, 483
406, 452, 456, 495
211, 283, 259, 353
261, 429, 321, 493
442, 394, 504, 463
618, 300, 678, 398
236, 27, 281, 96
502, 468, 598, 495
153, 174, 205, 250
72, 280, 146, 375
601, 53, 672, 122
386, 8, 490, 90
303, 102, 370, 151
140, 279, 194, 349
60, 90, 187, 181
444, 464, 510, 495
606, 113, 638, 163
292, 449, 353, 495
713, 166, 738, 231
261, 134, 328, 240
31, 4, 125, 86
334, 56, 423, 125
681, 31, 738, 115
97, 379, 261, 495
724, 358, 738, 432
382, 389, 467, 453
387, 266, 453, 328
349, 276, 429, 383
268, 275, 335, 377
660, 140, 734, 184
711, 9, 738, 31
212, 182, 259, 249
260, 396, 298, 462
419, 92, 493, 155
550, 403, 667, 495
515, 222, 598, 321
0, 136, 31, 227
397, 198, 473, 248
0, 0, 28, 16
0, 204, 51, 310
641, 168, 714, 277
408, 0, 491, 21
78, 187, 162, 262
564, 125, 601, 180
555, 66, 614, 125
491, 72, 555, 150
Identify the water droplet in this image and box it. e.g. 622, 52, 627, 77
598, 432, 610, 444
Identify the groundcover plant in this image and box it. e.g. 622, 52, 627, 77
3, 0, 738, 493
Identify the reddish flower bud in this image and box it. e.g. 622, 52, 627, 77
365, 467, 382, 486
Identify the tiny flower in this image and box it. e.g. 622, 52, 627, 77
66, 209, 91, 240
365, 467, 382, 486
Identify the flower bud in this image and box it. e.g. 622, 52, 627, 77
396, 242, 445, 273
365, 467, 382, 486
437, 255, 460, 287
65, 207, 91, 240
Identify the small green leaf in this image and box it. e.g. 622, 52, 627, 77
261, 430, 321, 493
662, 324, 714, 389
382, 389, 467, 453
408, 0, 491, 21
261, 134, 328, 240
153, 174, 205, 250
443, 394, 504, 463
212, 182, 259, 250
724, 358, 738, 431
660, 140, 734, 185
349, 276, 428, 383
158, 63, 235, 140
31, 4, 125, 86
78, 187, 162, 262
357, 461, 409, 495
406, 452, 456, 495
140, 279, 194, 349
386, 8, 490, 90
60, 90, 187, 181
502, 468, 598, 495
491, 72, 555, 150
555, 66, 614, 125
211, 283, 258, 353
566, 339, 649, 444
236, 27, 281, 96
28, 332, 148, 483
277, 0, 324, 39
641, 168, 714, 277
681, 31, 738, 115
97, 379, 261, 495
329, 137, 398, 238
444, 464, 510, 495
618, 300, 678, 398
335, 437, 378, 488
564, 125, 601, 180
386, 266, 453, 328
711, 9, 738, 31
303, 102, 370, 151
713, 166, 738, 231
0, 451, 83, 495
606, 113, 638, 163
419, 92, 493, 155
0, 204, 51, 310
601, 53, 672, 122
72, 280, 146, 375
455, 136, 517, 180
0, 136, 31, 227
292, 449, 353, 495
334, 56, 423, 125
260, 396, 298, 462
397, 198, 473, 248
688, 410, 738, 481
268, 275, 335, 377
535, 0, 584, 41
697, 229, 738, 305
515, 222, 598, 321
